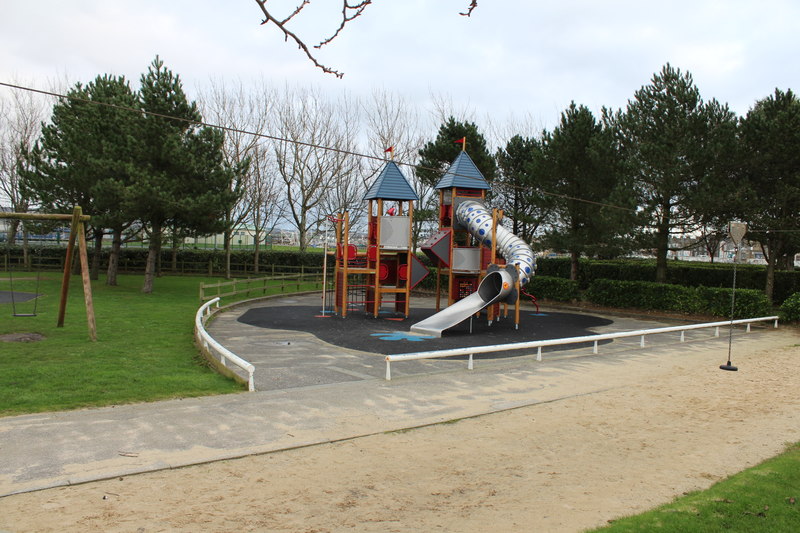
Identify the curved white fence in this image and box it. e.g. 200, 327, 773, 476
195, 297, 255, 391
385, 316, 779, 380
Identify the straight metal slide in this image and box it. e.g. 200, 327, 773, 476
410, 269, 514, 337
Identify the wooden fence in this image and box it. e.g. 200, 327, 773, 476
199, 270, 326, 303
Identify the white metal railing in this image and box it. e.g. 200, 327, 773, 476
384, 316, 780, 380
195, 297, 255, 391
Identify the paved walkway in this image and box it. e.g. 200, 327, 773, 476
0, 296, 788, 497
205, 294, 679, 390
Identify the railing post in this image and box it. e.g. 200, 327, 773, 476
537, 346, 542, 361
715, 327, 720, 337
468, 353, 474, 370
774, 319, 779, 328
640, 335, 645, 347
385, 359, 391, 380
592, 340, 598, 354
680, 331, 685, 342
746, 323, 751, 333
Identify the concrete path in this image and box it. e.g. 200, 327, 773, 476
1, 296, 786, 497
204, 294, 672, 390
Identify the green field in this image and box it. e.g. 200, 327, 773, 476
0, 273, 250, 416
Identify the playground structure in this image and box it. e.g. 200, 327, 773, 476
330, 149, 536, 336
1, 206, 97, 341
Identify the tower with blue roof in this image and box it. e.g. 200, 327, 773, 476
332, 159, 429, 318
421, 148, 501, 310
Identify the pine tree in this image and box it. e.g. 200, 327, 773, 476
21, 74, 142, 281
136, 56, 239, 293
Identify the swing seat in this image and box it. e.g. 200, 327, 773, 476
12, 313, 37, 317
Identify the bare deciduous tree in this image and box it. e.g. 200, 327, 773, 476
0, 79, 50, 244
271, 85, 361, 251
199, 78, 272, 277
247, 141, 284, 272
316, 92, 365, 235
363, 88, 431, 249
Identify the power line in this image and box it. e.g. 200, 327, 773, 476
1, 80, 636, 213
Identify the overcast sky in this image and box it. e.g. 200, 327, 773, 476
2, 0, 799, 136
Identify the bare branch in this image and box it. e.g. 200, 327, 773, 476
253, 0, 345, 78
254, 0, 476, 77
279, 0, 311, 25
316, 1, 372, 49
460, 1, 478, 17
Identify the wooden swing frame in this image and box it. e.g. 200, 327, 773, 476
1, 206, 97, 341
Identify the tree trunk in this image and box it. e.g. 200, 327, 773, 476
655, 219, 670, 283
8, 219, 20, 246
570, 250, 579, 282
91, 229, 103, 281
171, 234, 179, 273
253, 229, 261, 274
142, 223, 161, 294
22, 229, 29, 270
106, 229, 122, 286
224, 227, 232, 279
765, 255, 776, 303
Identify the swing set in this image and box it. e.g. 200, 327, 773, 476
1, 206, 97, 341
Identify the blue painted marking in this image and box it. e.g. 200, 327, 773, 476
529, 312, 549, 317
371, 332, 435, 341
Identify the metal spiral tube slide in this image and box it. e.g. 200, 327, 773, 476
455, 200, 536, 286
409, 200, 535, 337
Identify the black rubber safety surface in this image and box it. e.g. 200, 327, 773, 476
0, 291, 39, 304
238, 304, 613, 356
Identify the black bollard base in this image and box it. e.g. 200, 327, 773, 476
719, 363, 738, 371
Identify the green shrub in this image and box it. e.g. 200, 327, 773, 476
586, 279, 772, 318
525, 275, 579, 302
586, 279, 701, 313
695, 286, 773, 319
779, 292, 800, 322
536, 256, 800, 305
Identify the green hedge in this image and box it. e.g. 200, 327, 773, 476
585, 279, 773, 318
536, 257, 799, 304
779, 292, 800, 322
525, 275, 579, 302
1, 245, 330, 276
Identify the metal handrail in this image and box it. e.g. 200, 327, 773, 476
384, 316, 780, 380
195, 297, 255, 391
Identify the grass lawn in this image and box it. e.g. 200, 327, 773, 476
593, 443, 800, 532
0, 273, 246, 416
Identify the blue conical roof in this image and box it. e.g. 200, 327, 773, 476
363, 161, 419, 201
434, 151, 491, 190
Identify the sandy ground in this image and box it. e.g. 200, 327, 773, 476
1, 331, 799, 533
